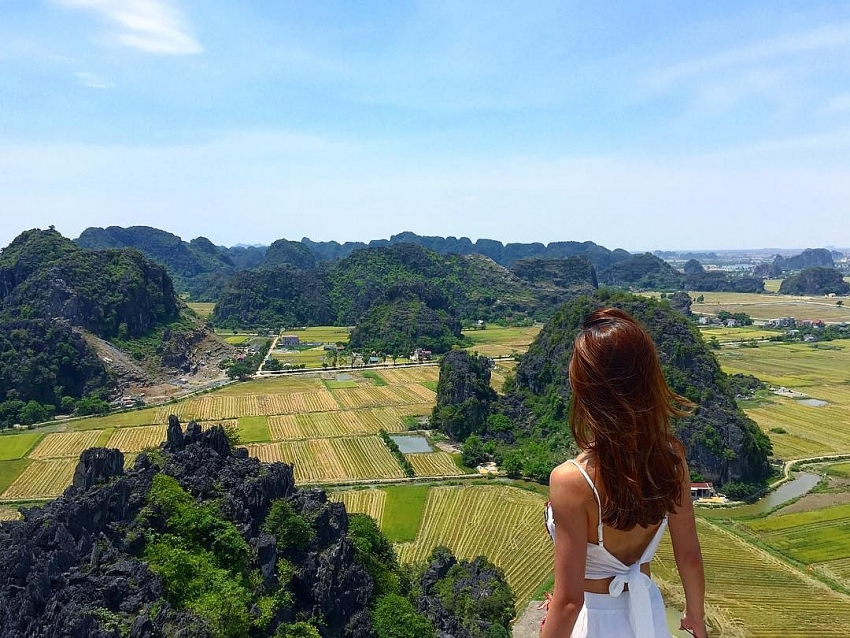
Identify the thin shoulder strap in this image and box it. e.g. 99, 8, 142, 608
567, 459, 604, 546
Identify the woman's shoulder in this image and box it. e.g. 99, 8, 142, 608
549, 456, 595, 502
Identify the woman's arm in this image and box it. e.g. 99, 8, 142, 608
667, 442, 708, 638
540, 463, 590, 638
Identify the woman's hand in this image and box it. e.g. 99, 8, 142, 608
679, 612, 708, 638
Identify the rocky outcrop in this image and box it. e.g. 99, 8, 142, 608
778, 267, 850, 296
417, 549, 514, 638
0, 421, 372, 638
432, 350, 498, 441
515, 292, 772, 485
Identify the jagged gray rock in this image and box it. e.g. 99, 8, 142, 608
0, 422, 372, 638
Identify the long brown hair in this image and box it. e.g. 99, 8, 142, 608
568, 307, 693, 530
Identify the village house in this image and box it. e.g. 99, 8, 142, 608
280, 335, 300, 348
690, 482, 715, 500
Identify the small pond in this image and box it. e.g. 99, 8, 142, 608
335, 373, 354, 382
389, 435, 433, 454
797, 398, 828, 407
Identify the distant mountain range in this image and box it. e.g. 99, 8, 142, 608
72, 226, 847, 310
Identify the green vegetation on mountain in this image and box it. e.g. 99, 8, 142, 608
260, 239, 317, 270
432, 351, 498, 440
304, 232, 629, 271
433, 291, 772, 489
3, 228, 179, 339
0, 320, 112, 427
597, 253, 684, 290
213, 244, 599, 346
509, 256, 598, 292
0, 228, 213, 428
75, 226, 237, 301
778, 267, 850, 296
682, 260, 764, 292
212, 266, 333, 329
600, 253, 764, 293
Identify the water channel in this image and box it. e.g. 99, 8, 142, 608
699, 470, 822, 519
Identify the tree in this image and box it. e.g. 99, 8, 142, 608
461, 434, 487, 468
20, 400, 52, 425
372, 593, 436, 638
275, 623, 321, 638
226, 362, 253, 381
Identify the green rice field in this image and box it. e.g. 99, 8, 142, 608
0, 432, 44, 460
654, 518, 850, 637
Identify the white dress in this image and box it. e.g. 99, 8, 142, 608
545, 460, 672, 638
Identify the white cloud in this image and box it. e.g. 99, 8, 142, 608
55, 0, 202, 55
647, 23, 850, 91
75, 70, 109, 88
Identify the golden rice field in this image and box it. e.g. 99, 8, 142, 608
106, 425, 168, 453
716, 340, 850, 459
28, 431, 105, 459
489, 359, 517, 394
268, 407, 409, 439
405, 452, 467, 477
376, 366, 439, 385
247, 436, 405, 484
216, 375, 326, 395
692, 292, 850, 323
0, 506, 21, 520
653, 518, 850, 637
1, 459, 78, 500
330, 488, 387, 526
154, 390, 340, 421
461, 325, 541, 358
394, 485, 553, 606
331, 384, 435, 410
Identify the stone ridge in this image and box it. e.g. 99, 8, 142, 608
0, 419, 372, 638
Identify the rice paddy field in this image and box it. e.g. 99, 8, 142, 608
186, 302, 216, 318
691, 291, 850, 323
291, 326, 351, 343
715, 339, 850, 459
0, 367, 445, 500
461, 325, 541, 358
699, 326, 782, 343
330, 488, 387, 525
404, 451, 467, 477
246, 436, 406, 483
654, 518, 850, 637
393, 485, 553, 607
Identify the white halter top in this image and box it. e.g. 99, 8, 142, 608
545, 459, 668, 638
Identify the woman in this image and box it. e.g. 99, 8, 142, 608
541, 308, 708, 638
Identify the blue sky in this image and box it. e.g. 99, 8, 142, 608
2, 1, 849, 251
